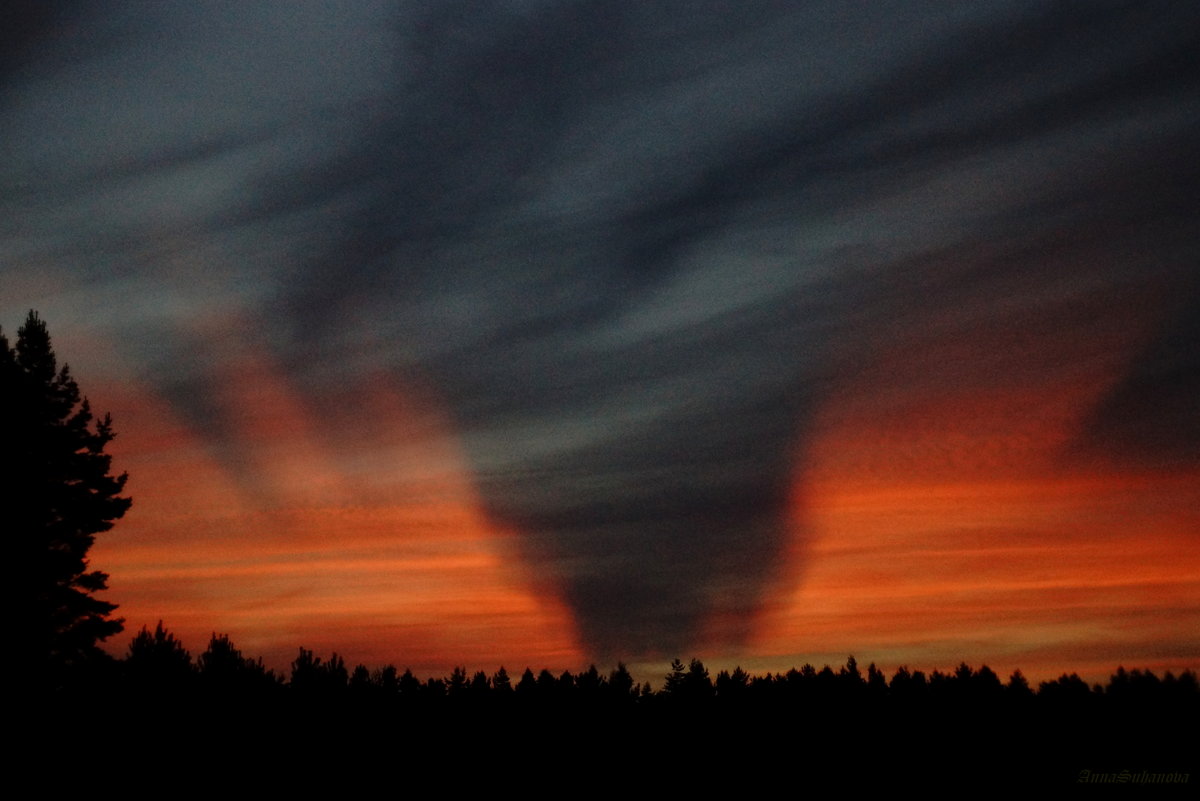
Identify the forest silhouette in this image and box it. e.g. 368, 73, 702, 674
59, 623, 1200, 786
11, 311, 1195, 785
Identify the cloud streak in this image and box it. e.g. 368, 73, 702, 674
3, 1, 1197, 661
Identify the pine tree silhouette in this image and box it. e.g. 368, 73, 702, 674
4, 311, 131, 689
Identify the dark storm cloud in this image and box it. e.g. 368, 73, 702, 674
261, 1, 1200, 655
3, 2, 1197, 657
0, 2, 60, 77
1077, 292, 1200, 469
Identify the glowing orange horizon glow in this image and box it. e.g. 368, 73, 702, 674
752, 306, 1199, 686
92, 320, 583, 675
78, 296, 1198, 687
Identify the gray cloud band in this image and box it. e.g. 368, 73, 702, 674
3, 1, 1196, 658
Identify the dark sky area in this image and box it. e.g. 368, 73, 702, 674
2, 2, 1197, 670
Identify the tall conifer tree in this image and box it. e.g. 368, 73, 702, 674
3, 311, 130, 687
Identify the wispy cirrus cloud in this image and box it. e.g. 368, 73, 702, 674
2, 1, 1197, 662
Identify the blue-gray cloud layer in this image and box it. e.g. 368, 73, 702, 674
3, 1, 1197, 657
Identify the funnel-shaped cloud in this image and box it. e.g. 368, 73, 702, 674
2, 2, 1197, 659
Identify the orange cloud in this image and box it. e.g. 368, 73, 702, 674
92, 327, 582, 675
751, 301, 1199, 684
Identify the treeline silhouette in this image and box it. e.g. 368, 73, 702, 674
59, 621, 1198, 716
38, 622, 1192, 785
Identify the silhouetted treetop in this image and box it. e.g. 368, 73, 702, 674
125, 621, 193, 693
5, 311, 130, 689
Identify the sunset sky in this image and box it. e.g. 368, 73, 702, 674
3, 1, 1197, 684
